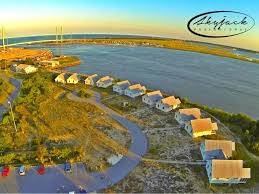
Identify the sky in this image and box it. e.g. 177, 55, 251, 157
0, 0, 259, 51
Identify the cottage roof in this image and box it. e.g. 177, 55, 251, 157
17, 64, 31, 69
212, 160, 250, 179
56, 73, 67, 80
161, 96, 181, 106
127, 84, 146, 91
98, 76, 113, 82
68, 73, 80, 81
179, 108, 201, 119
205, 140, 235, 158
190, 118, 218, 133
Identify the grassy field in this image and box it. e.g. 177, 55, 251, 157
0, 71, 130, 170
0, 48, 52, 60
0, 73, 15, 105
54, 56, 80, 68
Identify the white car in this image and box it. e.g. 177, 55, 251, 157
19, 165, 26, 176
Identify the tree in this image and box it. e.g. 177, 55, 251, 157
36, 145, 48, 163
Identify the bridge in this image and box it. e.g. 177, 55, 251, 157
0, 26, 65, 48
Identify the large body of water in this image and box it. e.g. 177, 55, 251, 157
23, 43, 259, 119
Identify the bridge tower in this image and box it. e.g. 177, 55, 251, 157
1, 27, 5, 49
60, 26, 63, 44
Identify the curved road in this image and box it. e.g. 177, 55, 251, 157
0, 82, 148, 193
66, 91, 148, 192
0, 74, 22, 121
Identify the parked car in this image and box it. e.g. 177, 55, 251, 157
19, 165, 26, 176
2, 166, 10, 177
64, 162, 72, 173
37, 164, 45, 175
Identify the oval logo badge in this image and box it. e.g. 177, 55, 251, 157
187, 11, 255, 38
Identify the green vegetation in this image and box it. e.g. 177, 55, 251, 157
55, 56, 80, 68
78, 89, 91, 98
0, 71, 129, 168
0, 77, 15, 104
0, 59, 11, 70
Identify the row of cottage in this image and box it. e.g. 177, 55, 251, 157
175, 107, 250, 184
55, 73, 182, 113
55, 72, 251, 184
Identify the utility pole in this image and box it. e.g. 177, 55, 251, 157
2, 26, 5, 50
8, 101, 17, 133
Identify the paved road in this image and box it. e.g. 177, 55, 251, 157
0, 75, 22, 121
66, 91, 148, 192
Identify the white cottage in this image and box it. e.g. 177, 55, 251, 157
84, 74, 99, 86
175, 108, 201, 125
124, 84, 146, 98
96, 76, 113, 88
67, 73, 80, 84
55, 73, 68, 84
113, 80, 131, 95
16, 64, 37, 74
156, 96, 181, 112
142, 90, 163, 106
184, 118, 218, 138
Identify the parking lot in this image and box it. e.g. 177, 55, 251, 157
0, 163, 89, 193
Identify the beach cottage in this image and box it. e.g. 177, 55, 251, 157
206, 160, 250, 184
96, 76, 114, 88
55, 73, 68, 84
142, 90, 163, 106
67, 73, 80, 84
124, 84, 146, 98
175, 108, 201, 125
200, 140, 235, 160
156, 96, 181, 112
113, 80, 131, 95
84, 74, 99, 86
184, 118, 218, 138
16, 64, 37, 74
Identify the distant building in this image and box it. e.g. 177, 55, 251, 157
39, 60, 60, 68
156, 96, 181, 112
175, 108, 201, 125
142, 90, 163, 106
55, 73, 68, 84
206, 160, 250, 184
96, 76, 113, 88
113, 80, 131, 95
15, 64, 37, 74
67, 73, 80, 84
184, 118, 218, 138
84, 74, 99, 86
200, 140, 235, 160
124, 84, 146, 98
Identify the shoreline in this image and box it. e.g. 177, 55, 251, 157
34, 38, 259, 65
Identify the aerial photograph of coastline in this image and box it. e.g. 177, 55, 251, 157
0, 0, 259, 193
